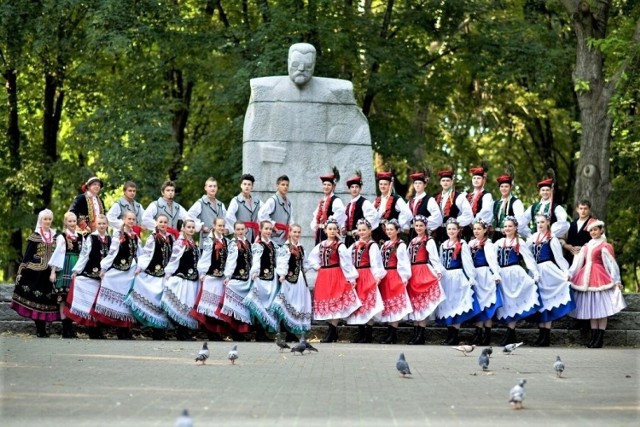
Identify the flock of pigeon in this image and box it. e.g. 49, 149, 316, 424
396, 342, 566, 410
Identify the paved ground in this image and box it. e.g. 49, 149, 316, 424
0, 335, 638, 426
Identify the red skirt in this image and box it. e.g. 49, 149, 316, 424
407, 264, 443, 319
313, 266, 360, 320
378, 269, 412, 321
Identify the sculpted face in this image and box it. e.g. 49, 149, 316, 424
288, 51, 315, 86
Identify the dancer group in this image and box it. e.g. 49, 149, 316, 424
11, 166, 626, 348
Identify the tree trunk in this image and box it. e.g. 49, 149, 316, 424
41, 71, 64, 209
167, 69, 194, 182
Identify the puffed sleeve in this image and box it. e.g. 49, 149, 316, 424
483, 240, 501, 281
106, 202, 123, 230
601, 245, 622, 284
395, 198, 413, 232
549, 237, 570, 271
460, 241, 476, 284
331, 197, 347, 229
369, 243, 387, 280
48, 234, 67, 270
395, 242, 412, 283
187, 200, 204, 231
362, 200, 380, 231
137, 234, 156, 271
275, 244, 291, 277
518, 238, 540, 280
72, 235, 93, 274
225, 197, 239, 233
518, 203, 532, 238
307, 244, 322, 271
309, 202, 321, 232
257, 197, 276, 224
141, 202, 158, 230
338, 243, 359, 282
224, 241, 239, 278
426, 239, 445, 274
455, 195, 474, 228
426, 197, 444, 231
179, 203, 200, 232
550, 205, 570, 239
165, 239, 186, 276
197, 235, 213, 276
250, 243, 265, 276
100, 230, 122, 271
478, 193, 494, 224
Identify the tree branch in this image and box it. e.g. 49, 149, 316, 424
604, 17, 640, 97
559, 0, 579, 15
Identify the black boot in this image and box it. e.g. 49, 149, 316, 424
586, 328, 598, 348
176, 326, 195, 341
321, 323, 338, 343
481, 327, 492, 345
531, 327, 545, 347
152, 328, 166, 341
35, 320, 49, 338
117, 328, 135, 340
381, 325, 397, 344
591, 329, 605, 348
469, 327, 483, 345
61, 318, 76, 338
441, 327, 453, 345
538, 328, 551, 347
447, 327, 460, 345
413, 326, 427, 345
352, 325, 366, 343
362, 325, 374, 343
500, 327, 517, 346
253, 324, 270, 342
407, 326, 419, 345
87, 326, 106, 339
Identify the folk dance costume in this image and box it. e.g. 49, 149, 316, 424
216, 238, 253, 333
193, 232, 229, 334
142, 198, 191, 237
311, 170, 346, 244
106, 197, 143, 230
492, 175, 527, 241
407, 172, 443, 240
48, 229, 84, 337
494, 235, 541, 344
93, 229, 141, 337
65, 231, 111, 335
189, 196, 227, 247
372, 172, 412, 244
225, 194, 262, 243
272, 241, 313, 335
343, 173, 378, 247
407, 234, 445, 322
568, 227, 626, 347
11, 212, 60, 337
258, 193, 293, 246
463, 166, 494, 240
243, 237, 281, 332
521, 178, 570, 239
69, 178, 105, 235
436, 238, 479, 345
433, 170, 474, 244
126, 231, 174, 330
346, 239, 385, 330
468, 236, 502, 345
161, 237, 202, 336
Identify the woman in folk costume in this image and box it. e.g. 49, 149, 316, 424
494, 216, 541, 345
310, 167, 346, 244
406, 215, 446, 345
215, 222, 253, 338
93, 211, 141, 340
347, 219, 385, 344
467, 219, 502, 346
126, 214, 174, 340
308, 217, 361, 343
435, 218, 479, 345
69, 176, 106, 235
377, 219, 413, 344
273, 224, 313, 338
568, 220, 626, 348
11, 209, 60, 337
48, 211, 84, 338
243, 221, 282, 339
526, 214, 575, 347
65, 214, 111, 339
193, 217, 229, 338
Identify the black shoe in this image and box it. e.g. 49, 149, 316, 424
152, 328, 167, 341
230, 332, 248, 342
351, 325, 366, 343
407, 326, 419, 345
284, 332, 299, 342
500, 328, 517, 346
586, 328, 597, 348
207, 332, 224, 341
381, 326, 397, 344
117, 328, 135, 340
538, 328, 551, 347
321, 324, 338, 343
447, 327, 460, 345
362, 325, 374, 343
87, 327, 106, 339
531, 327, 545, 347
441, 327, 453, 345
481, 327, 492, 345
413, 327, 427, 345
469, 327, 483, 345
61, 319, 77, 338
591, 329, 605, 348
35, 320, 49, 338
177, 326, 195, 341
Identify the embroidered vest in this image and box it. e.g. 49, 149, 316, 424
258, 240, 276, 280
174, 243, 199, 281
80, 235, 111, 279
111, 232, 138, 271
231, 240, 251, 281
206, 238, 228, 277
145, 234, 174, 277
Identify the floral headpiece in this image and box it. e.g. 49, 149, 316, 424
357, 218, 372, 229
413, 215, 428, 225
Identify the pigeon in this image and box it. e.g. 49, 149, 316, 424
304, 341, 319, 353
484, 346, 493, 357
503, 342, 524, 354
396, 353, 411, 377
478, 348, 490, 371
453, 344, 476, 356
195, 342, 209, 365
175, 408, 193, 427
276, 337, 290, 352
509, 379, 527, 409
554, 356, 565, 378
291, 342, 307, 355
227, 344, 238, 364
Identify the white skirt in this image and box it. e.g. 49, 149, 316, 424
126, 273, 169, 328
570, 287, 626, 319
272, 276, 313, 334
435, 269, 476, 322
473, 266, 498, 311
94, 268, 136, 324
195, 276, 225, 319
496, 265, 540, 322
68, 276, 100, 321
537, 261, 573, 311
220, 279, 253, 325
161, 276, 201, 329
243, 278, 280, 332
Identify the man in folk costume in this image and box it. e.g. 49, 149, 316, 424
188, 177, 228, 248
560, 199, 595, 264
342, 171, 378, 247
407, 170, 443, 240
521, 171, 569, 239
462, 165, 494, 241
69, 176, 106, 235
258, 175, 293, 246
492, 168, 527, 241
433, 169, 473, 245
372, 171, 412, 244
142, 180, 193, 239
310, 166, 346, 244
225, 173, 262, 244
106, 181, 144, 231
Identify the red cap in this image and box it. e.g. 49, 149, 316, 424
346, 175, 363, 187
496, 175, 513, 185
376, 171, 394, 182
469, 167, 485, 177
438, 170, 454, 179
537, 178, 554, 189
410, 172, 427, 182
320, 173, 337, 184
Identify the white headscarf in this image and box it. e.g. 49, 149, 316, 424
34, 209, 55, 234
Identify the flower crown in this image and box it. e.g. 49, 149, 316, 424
357, 218, 372, 229
445, 217, 459, 226
325, 217, 339, 227
473, 218, 489, 229
413, 215, 428, 225
504, 215, 518, 226
386, 218, 400, 229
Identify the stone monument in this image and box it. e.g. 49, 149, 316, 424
243, 43, 376, 252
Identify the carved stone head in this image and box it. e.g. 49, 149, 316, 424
288, 43, 316, 86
